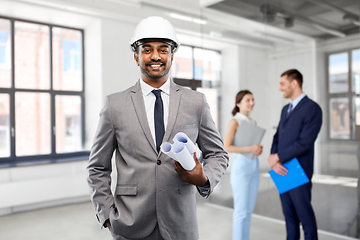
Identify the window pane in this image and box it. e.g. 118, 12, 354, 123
0, 94, 10, 157
329, 98, 350, 139
0, 19, 11, 88
15, 92, 51, 156
194, 49, 221, 81
354, 96, 360, 141
15, 21, 50, 89
197, 87, 218, 128
329, 52, 348, 93
171, 46, 193, 79
55, 95, 82, 153
53, 27, 83, 91
352, 49, 360, 94
355, 97, 360, 126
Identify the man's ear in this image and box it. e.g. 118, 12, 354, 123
291, 79, 298, 89
134, 53, 139, 66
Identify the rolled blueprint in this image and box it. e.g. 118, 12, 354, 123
160, 142, 177, 160
161, 132, 203, 171
173, 132, 203, 163
172, 142, 196, 171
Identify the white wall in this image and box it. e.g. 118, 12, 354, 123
237, 46, 270, 172
100, 19, 139, 98
316, 33, 360, 142
219, 32, 360, 177
84, 19, 103, 150
0, 1, 140, 216
267, 44, 318, 172
220, 46, 240, 138
0, 161, 90, 215
220, 45, 240, 172
0, 0, 321, 216
220, 42, 317, 172
315, 34, 360, 177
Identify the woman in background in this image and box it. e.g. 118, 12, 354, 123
224, 90, 263, 240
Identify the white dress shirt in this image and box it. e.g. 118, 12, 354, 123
140, 78, 211, 192
140, 78, 170, 145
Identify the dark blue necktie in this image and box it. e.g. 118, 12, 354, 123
152, 89, 165, 152
287, 103, 293, 117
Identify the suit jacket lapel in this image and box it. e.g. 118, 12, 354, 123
283, 96, 308, 125
163, 81, 181, 143
130, 80, 157, 153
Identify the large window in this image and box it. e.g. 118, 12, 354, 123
0, 16, 87, 166
171, 45, 221, 129
328, 49, 360, 140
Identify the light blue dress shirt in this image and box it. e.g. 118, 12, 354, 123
289, 93, 306, 111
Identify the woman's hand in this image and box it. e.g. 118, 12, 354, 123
250, 144, 263, 156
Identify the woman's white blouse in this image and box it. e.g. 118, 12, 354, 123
232, 112, 257, 158
232, 112, 256, 126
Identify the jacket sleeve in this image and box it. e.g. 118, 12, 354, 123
86, 96, 117, 228
277, 104, 322, 164
271, 127, 279, 154
271, 106, 287, 154
197, 94, 229, 198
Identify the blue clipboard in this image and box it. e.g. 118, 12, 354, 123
268, 158, 309, 194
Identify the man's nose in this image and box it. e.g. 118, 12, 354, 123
151, 50, 161, 60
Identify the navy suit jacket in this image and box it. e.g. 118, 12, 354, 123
271, 96, 322, 180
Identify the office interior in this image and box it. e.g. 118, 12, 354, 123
0, 0, 359, 239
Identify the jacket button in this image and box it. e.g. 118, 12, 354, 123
157, 160, 161, 165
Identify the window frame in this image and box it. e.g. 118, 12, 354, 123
0, 15, 89, 168
172, 44, 222, 132
326, 48, 359, 142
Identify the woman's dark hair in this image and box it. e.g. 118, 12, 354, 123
231, 90, 253, 116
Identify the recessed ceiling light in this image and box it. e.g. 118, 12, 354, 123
169, 13, 207, 25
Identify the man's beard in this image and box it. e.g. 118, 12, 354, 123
140, 62, 171, 79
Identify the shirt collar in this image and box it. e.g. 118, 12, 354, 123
290, 93, 306, 109
140, 78, 170, 96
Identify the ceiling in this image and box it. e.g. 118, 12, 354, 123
205, 0, 360, 39
3, 0, 359, 50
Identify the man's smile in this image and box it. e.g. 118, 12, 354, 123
147, 62, 164, 70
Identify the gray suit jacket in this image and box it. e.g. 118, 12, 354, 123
87, 80, 228, 240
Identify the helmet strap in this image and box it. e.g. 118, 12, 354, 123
133, 38, 176, 52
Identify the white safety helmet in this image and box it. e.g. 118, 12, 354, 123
130, 16, 180, 53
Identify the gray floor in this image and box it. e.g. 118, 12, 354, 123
0, 199, 357, 240
208, 171, 360, 239
1, 169, 359, 240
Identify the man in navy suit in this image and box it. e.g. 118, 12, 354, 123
268, 69, 322, 240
